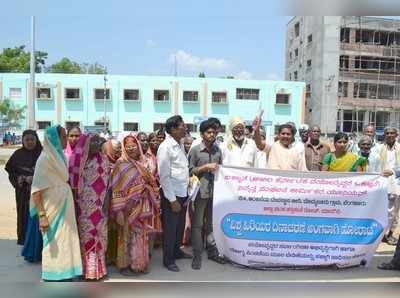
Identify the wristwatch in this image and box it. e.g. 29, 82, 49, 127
38, 211, 46, 218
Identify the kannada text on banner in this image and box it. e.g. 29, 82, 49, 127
213, 166, 388, 268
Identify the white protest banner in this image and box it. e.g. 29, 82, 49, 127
213, 166, 388, 268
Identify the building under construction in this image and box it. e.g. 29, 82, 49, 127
285, 16, 400, 135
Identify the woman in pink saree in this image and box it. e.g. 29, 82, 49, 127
110, 134, 160, 275
64, 126, 82, 160
69, 134, 110, 280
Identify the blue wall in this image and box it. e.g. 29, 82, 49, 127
0, 73, 305, 138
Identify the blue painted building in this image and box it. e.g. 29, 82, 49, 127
0, 73, 305, 139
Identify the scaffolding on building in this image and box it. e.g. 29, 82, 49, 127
337, 16, 400, 137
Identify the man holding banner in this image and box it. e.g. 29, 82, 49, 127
188, 119, 226, 270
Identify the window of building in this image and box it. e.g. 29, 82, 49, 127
65, 121, 80, 130
37, 121, 51, 130
36, 87, 51, 100
294, 22, 300, 37
124, 89, 139, 101
294, 71, 298, 80
355, 29, 375, 44
340, 28, 350, 43
289, 73, 292, 81
183, 91, 199, 102
274, 125, 281, 135
289, 52, 292, 60
186, 123, 197, 133
338, 81, 348, 97
340, 55, 349, 70
123, 122, 139, 131
307, 34, 312, 43
294, 48, 299, 58
94, 88, 110, 100
276, 93, 290, 105
212, 92, 227, 103
154, 90, 169, 101
306, 59, 312, 70
94, 121, 109, 129
64, 88, 80, 100
236, 88, 259, 100
353, 83, 368, 98
9, 88, 22, 99
378, 84, 395, 100
368, 84, 378, 99
153, 122, 165, 131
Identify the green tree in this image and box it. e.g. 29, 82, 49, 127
0, 46, 47, 73
0, 98, 26, 128
48, 59, 107, 74
226, 76, 235, 79
47, 57, 83, 73
198, 72, 206, 78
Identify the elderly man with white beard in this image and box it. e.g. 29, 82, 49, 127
219, 116, 258, 168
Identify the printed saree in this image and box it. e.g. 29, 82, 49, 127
110, 134, 160, 272
69, 134, 109, 280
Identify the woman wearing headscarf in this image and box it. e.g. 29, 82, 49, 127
142, 132, 163, 252
5, 130, 42, 247
110, 134, 160, 275
30, 125, 82, 281
64, 126, 82, 160
68, 134, 110, 280
103, 138, 122, 265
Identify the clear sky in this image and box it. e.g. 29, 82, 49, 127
0, 1, 292, 80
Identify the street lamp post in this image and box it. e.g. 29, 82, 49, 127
103, 68, 107, 133
28, 16, 36, 129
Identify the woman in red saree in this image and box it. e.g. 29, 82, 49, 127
110, 134, 160, 275
69, 134, 110, 280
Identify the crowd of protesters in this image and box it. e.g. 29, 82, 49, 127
4, 114, 400, 281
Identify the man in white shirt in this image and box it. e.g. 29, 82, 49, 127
157, 115, 192, 272
254, 127, 267, 168
380, 127, 400, 246
352, 125, 381, 155
219, 116, 258, 167
357, 135, 381, 173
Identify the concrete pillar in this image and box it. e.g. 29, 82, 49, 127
340, 109, 344, 132
301, 86, 306, 124
173, 81, 179, 115
349, 55, 356, 70
348, 82, 355, 99
349, 28, 356, 43
56, 81, 62, 125
203, 81, 208, 117
364, 111, 369, 127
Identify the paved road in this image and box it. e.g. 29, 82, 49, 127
0, 165, 399, 282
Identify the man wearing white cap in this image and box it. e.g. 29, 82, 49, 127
219, 116, 258, 167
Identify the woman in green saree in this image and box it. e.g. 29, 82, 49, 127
30, 125, 82, 281
321, 132, 365, 172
